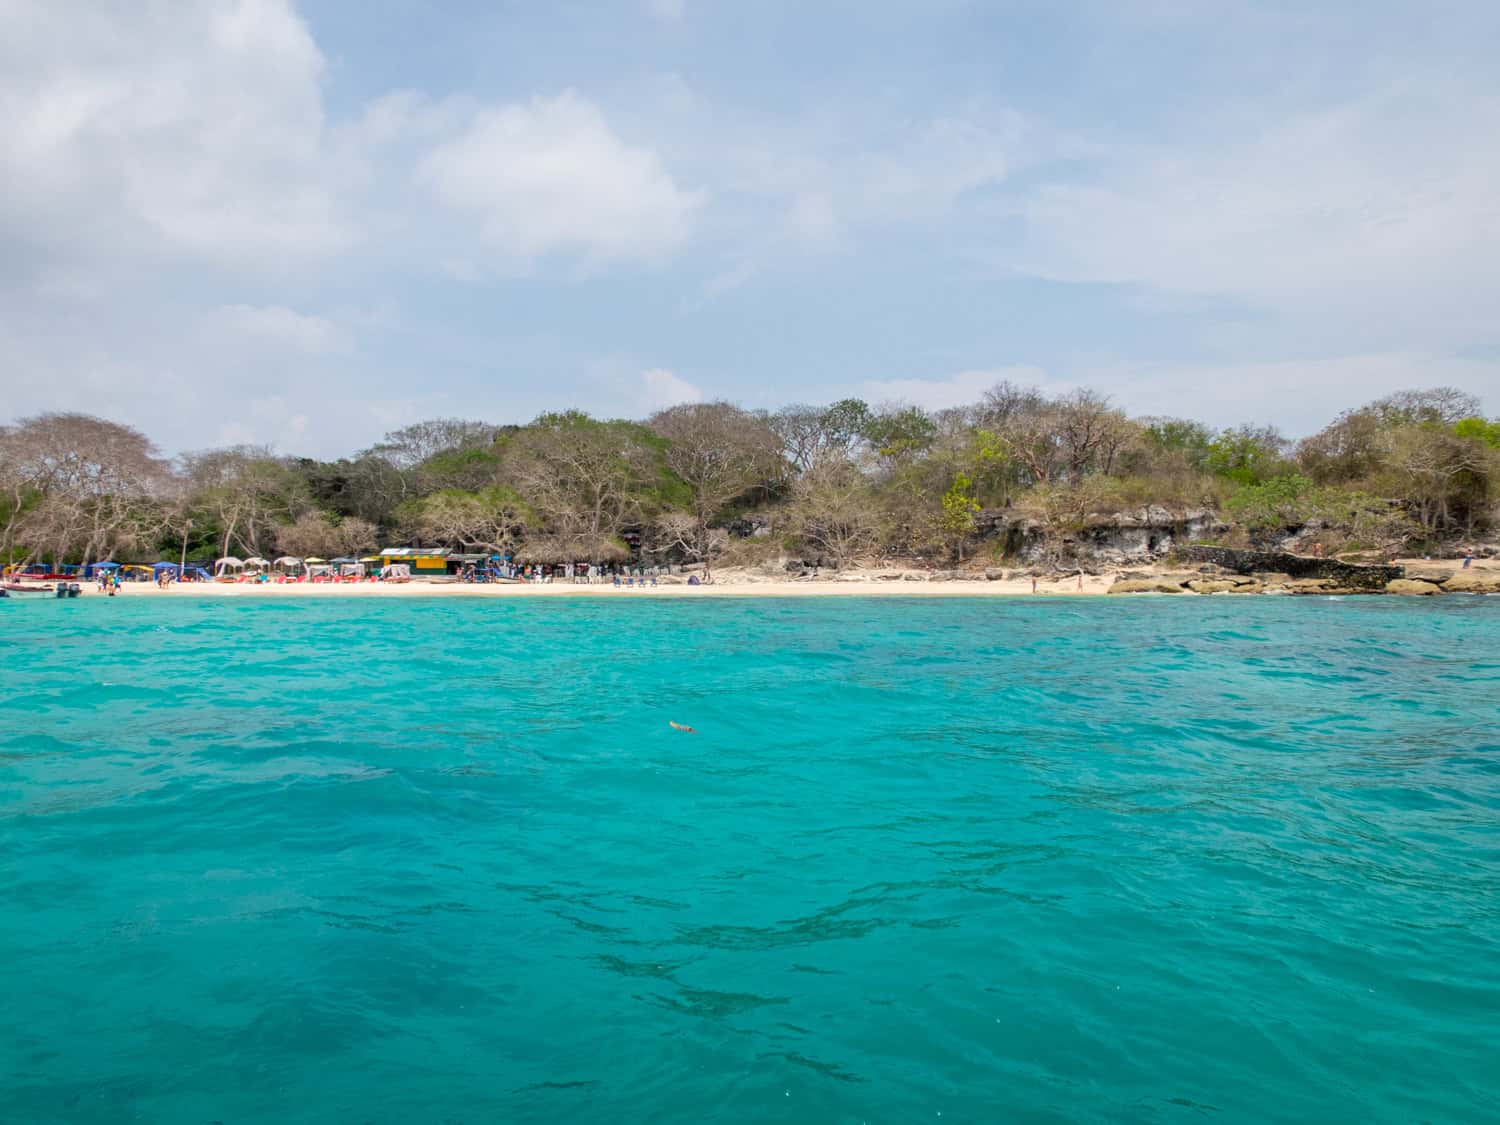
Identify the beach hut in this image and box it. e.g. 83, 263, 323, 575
331, 556, 365, 578
378, 547, 450, 577
272, 556, 302, 575
243, 556, 270, 573
214, 557, 244, 578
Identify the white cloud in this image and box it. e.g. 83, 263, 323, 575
209, 305, 351, 355
640, 368, 703, 410
417, 91, 703, 269
1012, 81, 1500, 338
0, 0, 351, 272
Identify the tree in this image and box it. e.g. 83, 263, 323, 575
1296, 408, 1385, 484
183, 446, 309, 559
1376, 425, 1494, 537
939, 473, 982, 561
1204, 425, 1290, 485
649, 402, 783, 571
1054, 390, 1135, 478
861, 405, 938, 467
769, 398, 872, 474
404, 487, 532, 554
368, 418, 497, 470
787, 460, 882, 565
2, 413, 170, 564
503, 412, 673, 557
1453, 416, 1500, 449
1368, 387, 1481, 428
275, 512, 379, 559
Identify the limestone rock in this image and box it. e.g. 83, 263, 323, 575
1404, 567, 1454, 582
1109, 578, 1184, 594
1187, 579, 1242, 594
1386, 578, 1443, 595
984, 568, 1004, 581
1441, 571, 1500, 593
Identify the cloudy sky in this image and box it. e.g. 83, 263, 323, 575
3, 0, 1497, 457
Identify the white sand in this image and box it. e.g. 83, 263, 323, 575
62, 573, 1115, 599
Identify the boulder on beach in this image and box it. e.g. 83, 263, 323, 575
1108, 578, 1185, 594
1187, 579, 1243, 594
1385, 578, 1443, 596
1441, 571, 1500, 593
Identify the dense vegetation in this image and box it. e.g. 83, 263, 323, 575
2, 384, 1495, 570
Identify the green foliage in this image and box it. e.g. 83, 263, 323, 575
861, 406, 937, 463
1454, 416, 1500, 448
1144, 418, 1214, 461
1223, 474, 1313, 529
1204, 425, 1289, 485
940, 473, 980, 536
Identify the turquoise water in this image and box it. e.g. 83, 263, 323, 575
3, 596, 1498, 1123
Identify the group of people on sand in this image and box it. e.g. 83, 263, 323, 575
456, 561, 679, 585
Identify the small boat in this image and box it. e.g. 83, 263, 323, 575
1, 582, 55, 597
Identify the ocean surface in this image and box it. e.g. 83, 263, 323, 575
2, 594, 1498, 1124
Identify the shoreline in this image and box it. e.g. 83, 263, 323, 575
40, 576, 1112, 599
15, 556, 1491, 600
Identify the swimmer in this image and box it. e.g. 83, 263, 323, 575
668, 721, 696, 733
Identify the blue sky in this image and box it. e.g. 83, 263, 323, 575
2, 0, 1497, 456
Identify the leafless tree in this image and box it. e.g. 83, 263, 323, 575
788, 460, 883, 565
3, 413, 171, 564
183, 446, 310, 559
503, 412, 658, 553
649, 402, 783, 571
275, 512, 379, 558
406, 487, 532, 554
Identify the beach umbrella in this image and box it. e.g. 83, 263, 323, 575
303, 556, 327, 564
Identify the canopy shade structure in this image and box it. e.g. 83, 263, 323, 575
272, 556, 301, 566
150, 561, 178, 571
92, 561, 121, 569
121, 565, 152, 574
329, 556, 358, 565
303, 557, 327, 564
215, 557, 243, 568
243, 557, 270, 568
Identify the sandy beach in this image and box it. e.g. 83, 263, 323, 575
55, 573, 1115, 599
20, 556, 1489, 600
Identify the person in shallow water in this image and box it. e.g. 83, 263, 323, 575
669, 721, 696, 733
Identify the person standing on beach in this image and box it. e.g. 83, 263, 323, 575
1463, 547, 1474, 569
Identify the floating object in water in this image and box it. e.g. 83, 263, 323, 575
668, 721, 696, 733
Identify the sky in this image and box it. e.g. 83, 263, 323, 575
2, 0, 1498, 458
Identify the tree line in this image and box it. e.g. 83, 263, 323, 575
2, 384, 1496, 570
